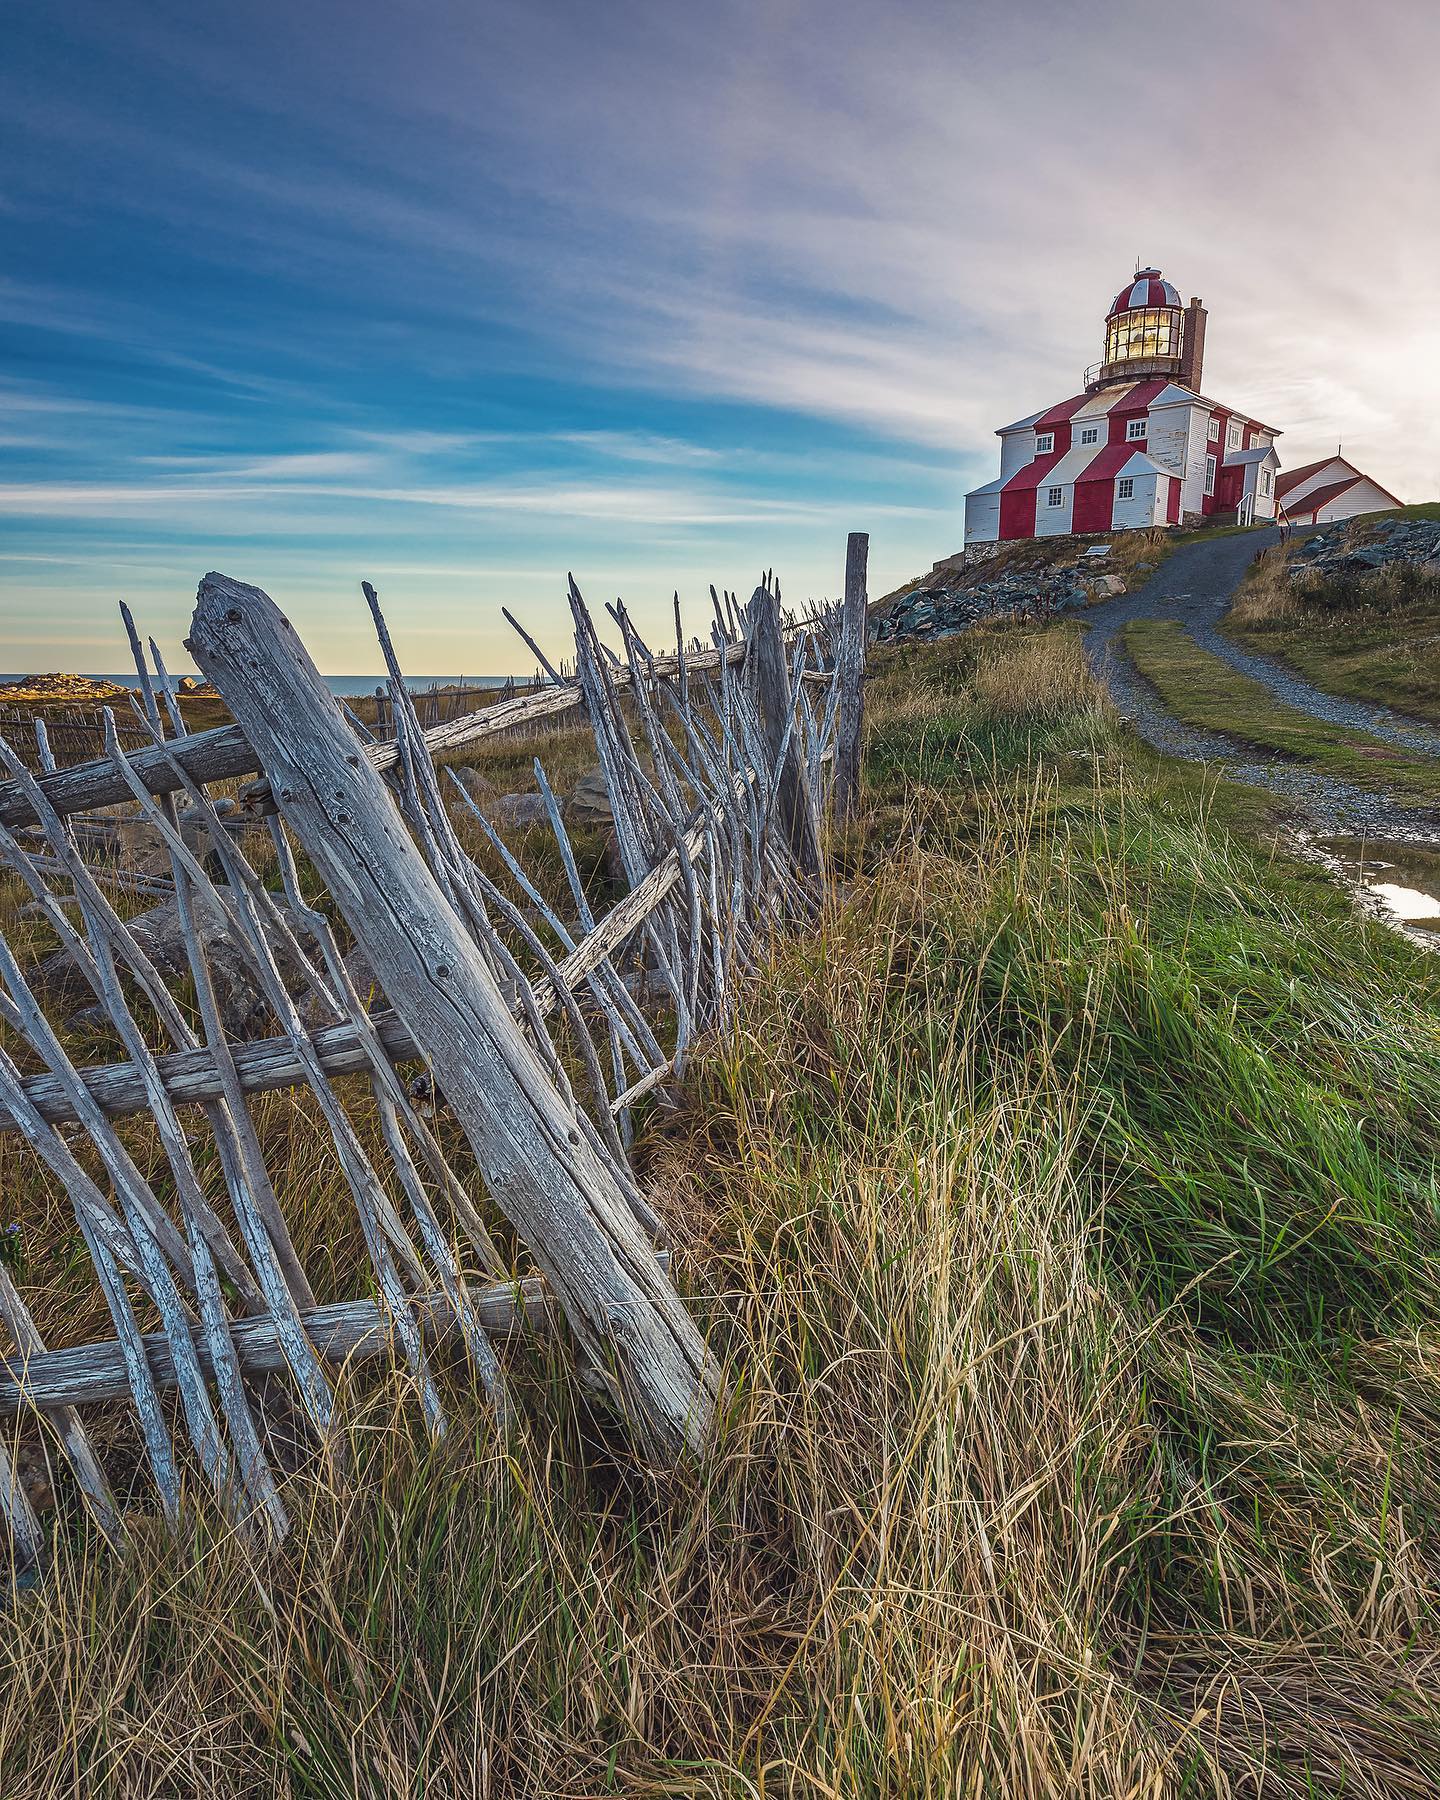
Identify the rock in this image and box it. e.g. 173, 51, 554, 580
38, 886, 313, 1039
566, 769, 615, 827
176, 676, 201, 694
450, 764, 493, 803
492, 792, 550, 828
0, 672, 132, 703
1086, 575, 1128, 598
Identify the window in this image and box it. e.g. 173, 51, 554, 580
1117, 477, 1134, 500
1204, 454, 1217, 496
1035, 432, 1054, 455
1080, 425, 1100, 445
1046, 486, 1064, 507
1227, 421, 1242, 452
1103, 306, 1180, 367
1260, 468, 1272, 496
1126, 417, 1147, 441
1207, 417, 1220, 442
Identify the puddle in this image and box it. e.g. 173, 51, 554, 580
1320, 837, 1440, 934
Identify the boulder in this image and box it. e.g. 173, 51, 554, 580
1086, 574, 1128, 598
449, 764, 492, 804
492, 792, 550, 829
567, 769, 615, 827
37, 886, 313, 1039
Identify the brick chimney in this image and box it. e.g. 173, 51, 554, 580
1179, 297, 1207, 392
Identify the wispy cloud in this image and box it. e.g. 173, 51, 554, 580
3, 0, 1437, 669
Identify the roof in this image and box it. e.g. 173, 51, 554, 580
999, 379, 1173, 437
1108, 269, 1181, 319
1275, 456, 1351, 499
1275, 455, 1405, 512
1282, 475, 1363, 518
995, 406, 1047, 436
1224, 446, 1279, 467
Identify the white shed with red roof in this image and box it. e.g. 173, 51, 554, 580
965, 269, 1283, 544
1276, 456, 1402, 525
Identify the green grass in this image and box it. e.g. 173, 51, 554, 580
1125, 616, 1440, 802
1224, 505, 1440, 725
10, 627, 1440, 1793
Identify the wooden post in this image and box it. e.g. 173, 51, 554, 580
187, 574, 720, 1464
747, 584, 822, 879
835, 532, 869, 824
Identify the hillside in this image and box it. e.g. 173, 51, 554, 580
1225, 505, 1440, 723
7, 618, 1440, 1795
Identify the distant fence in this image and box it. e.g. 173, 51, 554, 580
0, 705, 152, 773
366, 677, 558, 743
0, 535, 871, 1572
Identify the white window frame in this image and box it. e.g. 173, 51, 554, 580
1227, 421, 1243, 452
1046, 486, 1064, 508
1204, 454, 1217, 496
1126, 417, 1147, 441
1260, 467, 1272, 496
1207, 417, 1220, 442
1079, 425, 1100, 445
1117, 477, 1134, 501
1034, 432, 1055, 455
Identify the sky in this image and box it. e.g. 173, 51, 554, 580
3, 0, 1439, 676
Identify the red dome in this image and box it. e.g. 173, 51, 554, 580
1107, 268, 1181, 319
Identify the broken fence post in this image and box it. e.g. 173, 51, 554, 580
186, 573, 720, 1464
747, 582, 823, 879
835, 532, 869, 824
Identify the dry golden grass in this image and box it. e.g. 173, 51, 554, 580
5, 632, 1440, 1794
970, 620, 1110, 723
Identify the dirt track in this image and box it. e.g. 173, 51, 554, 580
1082, 530, 1440, 839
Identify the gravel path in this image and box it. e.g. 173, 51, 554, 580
1082, 529, 1440, 839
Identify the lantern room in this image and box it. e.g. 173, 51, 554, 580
1087, 268, 1207, 393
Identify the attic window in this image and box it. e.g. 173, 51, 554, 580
1126, 417, 1147, 441
1117, 477, 1134, 500
1035, 432, 1055, 455
1080, 426, 1100, 445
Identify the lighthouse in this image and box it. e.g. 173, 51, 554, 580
964, 268, 1282, 544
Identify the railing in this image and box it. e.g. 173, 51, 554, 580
1083, 355, 1182, 390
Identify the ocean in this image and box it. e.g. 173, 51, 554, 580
1, 675, 522, 700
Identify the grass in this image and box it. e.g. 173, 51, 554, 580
1124, 617, 1440, 803
1225, 506, 1440, 726
9, 629, 1440, 1792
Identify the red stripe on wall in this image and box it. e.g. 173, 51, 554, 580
1071, 439, 1139, 534
999, 488, 1036, 539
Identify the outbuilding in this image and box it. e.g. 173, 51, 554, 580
1276, 456, 1402, 525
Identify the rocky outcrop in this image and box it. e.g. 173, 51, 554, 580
1289, 515, 1440, 580
873, 549, 1128, 646
0, 673, 132, 703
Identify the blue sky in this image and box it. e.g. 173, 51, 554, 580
4, 0, 1438, 675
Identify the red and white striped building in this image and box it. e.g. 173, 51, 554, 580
965, 270, 1283, 544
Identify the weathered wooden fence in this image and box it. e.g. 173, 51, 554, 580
0, 706, 152, 774
0, 552, 867, 1572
